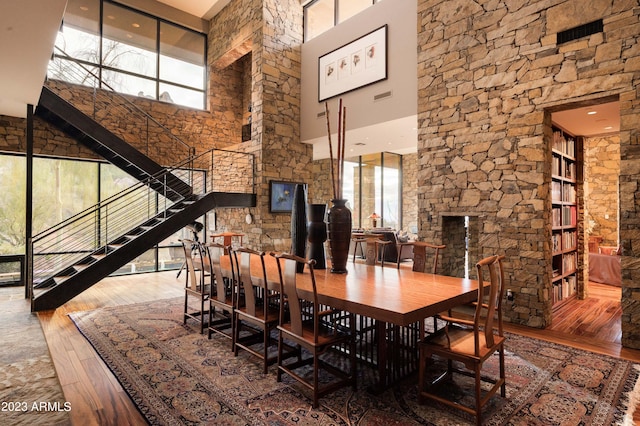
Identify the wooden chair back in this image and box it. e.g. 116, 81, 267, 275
274, 253, 318, 340
206, 242, 232, 304
181, 239, 205, 291
232, 247, 268, 316
474, 254, 505, 350
413, 242, 446, 274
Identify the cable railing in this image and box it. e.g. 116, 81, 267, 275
31, 47, 256, 298
47, 46, 194, 167
29, 147, 254, 296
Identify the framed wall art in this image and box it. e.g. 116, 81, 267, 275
318, 25, 388, 102
269, 180, 304, 213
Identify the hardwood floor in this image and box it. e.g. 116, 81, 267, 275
32, 271, 640, 425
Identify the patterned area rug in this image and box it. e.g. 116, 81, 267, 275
0, 287, 70, 426
69, 297, 640, 425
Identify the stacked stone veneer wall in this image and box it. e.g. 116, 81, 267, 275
585, 134, 620, 247
417, 0, 640, 340
209, 0, 307, 252
402, 153, 418, 233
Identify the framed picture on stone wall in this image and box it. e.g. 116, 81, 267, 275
318, 25, 388, 102
269, 180, 303, 213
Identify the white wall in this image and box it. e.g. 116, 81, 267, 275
301, 0, 417, 159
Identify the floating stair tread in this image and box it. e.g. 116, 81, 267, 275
53, 276, 72, 285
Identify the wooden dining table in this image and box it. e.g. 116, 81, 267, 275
220, 254, 479, 389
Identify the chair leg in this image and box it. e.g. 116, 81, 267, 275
475, 364, 482, 426
499, 346, 506, 397
263, 325, 269, 374
276, 331, 283, 382
313, 352, 320, 408
183, 293, 188, 325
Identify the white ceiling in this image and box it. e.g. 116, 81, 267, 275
0, 0, 621, 154
155, 0, 227, 20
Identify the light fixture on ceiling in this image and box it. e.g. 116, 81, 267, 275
587, 111, 597, 115
132, 23, 140, 28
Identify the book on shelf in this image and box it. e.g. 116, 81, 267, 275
563, 231, 576, 250
563, 185, 576, 202
552, 181, 562, 202
552, 207, 561, 227
562, 206, 577, 226
552, 156, 561, 176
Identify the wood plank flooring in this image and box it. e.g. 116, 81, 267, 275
33, 271, 640, 425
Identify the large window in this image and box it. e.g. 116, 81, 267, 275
54, 0, 206, 109
0, 154, 203, 276
342, 152, 402, 230
304, 0, 381, 41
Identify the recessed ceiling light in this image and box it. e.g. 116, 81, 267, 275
126, 34, 133, 39
604, 126, 613, 130
79, 6, 89, 11
587, 111, 597, 115
107, 15, 115, 19
132, 23, 140, 28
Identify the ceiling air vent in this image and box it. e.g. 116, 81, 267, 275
317, 111, 326, 118
557, 19, 603, 45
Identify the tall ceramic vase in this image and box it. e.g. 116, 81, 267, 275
327, 199, 352, 273
290, 184, 308, 273
307, 203, 327, 269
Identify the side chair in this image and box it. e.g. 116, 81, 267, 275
273, 253, 357, 408
180, 239, 210, 334
418, 254, 506, 426
411, 242, 446, 273
232, 247, 282, 373
206, 242, 236, 349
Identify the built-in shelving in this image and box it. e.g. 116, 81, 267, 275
551, 127, 579, 308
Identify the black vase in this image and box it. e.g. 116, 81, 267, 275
290, 184, 308, 272
327, 199, 352, 274
308, 203, 327, 269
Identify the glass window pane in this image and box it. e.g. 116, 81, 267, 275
338, 0, 372, 23
48, 57, 99, 88
305, 0, 334, 41
382, 153, 400, 230
160, 22, 205, 89
32, 158, 98, 234
102, 69, 157, 98
159, 83, 204, 109
56, 0, 100, 62
103, 3, 157, 78
361, 154, 381, 228
0, 155, 26, 255
342, 158, 359, 227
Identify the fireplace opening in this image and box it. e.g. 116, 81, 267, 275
440, 215, 479, 279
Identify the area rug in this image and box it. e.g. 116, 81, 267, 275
69, 297, 640, 425
0, 287, 70, 426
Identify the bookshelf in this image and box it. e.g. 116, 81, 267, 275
551, 127, 579, 308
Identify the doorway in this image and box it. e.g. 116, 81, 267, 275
550, 98, 621, 343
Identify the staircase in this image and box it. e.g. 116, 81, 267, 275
29, 50, 256, 312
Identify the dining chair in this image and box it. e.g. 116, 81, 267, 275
273, 253, 357, 408
351, 236, 367, 262
411, 242, 446, 273
418, 254, 506, 426
231, 247, 281, 373
180, 239, 210, 334
206, 242, 236, 349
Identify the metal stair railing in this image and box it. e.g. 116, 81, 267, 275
46, 46, 195, 168
29, 147, 255, 300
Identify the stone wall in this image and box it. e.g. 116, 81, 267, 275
585, 134, 620, 246
402, 153, 418, 233
417, 0, 640, 336
209, 0, 306, 251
